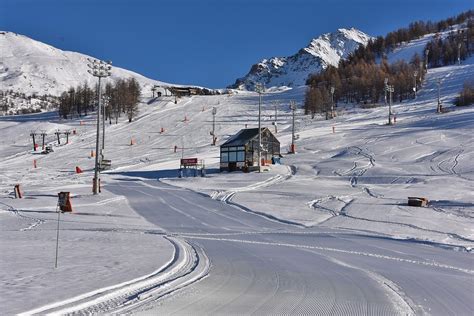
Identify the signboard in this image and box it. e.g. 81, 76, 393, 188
57, 192, 72, 212
181, 158, 198, 166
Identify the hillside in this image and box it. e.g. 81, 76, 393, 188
229, 28, 371, 90
0, 27, 473, 314
0, 31, 169, 97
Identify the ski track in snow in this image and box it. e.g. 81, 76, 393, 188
179, 235, 474, 275
22, 237, 210, 315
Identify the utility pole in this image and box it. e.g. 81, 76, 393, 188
152, 86, 156, 98
330, 86, 335, 119
425, 49, 430, 72
87, 58, 112, 195
384, 78, 388, 105
386, 84, 394, 125
413, 71, 418, 99
64, 130, 71, 144
458, 43, 462, 66
273, 102, 278, 134
55, 130, 61, 145
30, 131, 37, 151
290, 101, 296, 153
211, 107, 217, 145
255, 83, 264, 172
437, 78, 442, 113
102, 94, 107, 151
40, 131, 47, 150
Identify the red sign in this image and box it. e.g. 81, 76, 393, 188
181, 158, 198, 165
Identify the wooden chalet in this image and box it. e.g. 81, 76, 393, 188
220, 128, 280, 172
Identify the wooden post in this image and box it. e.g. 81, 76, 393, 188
30, 132, 37, 151
41, 132, 46, 150
65, 131, 70, 144
14, 184, 22, 199
55, 131, 61, 145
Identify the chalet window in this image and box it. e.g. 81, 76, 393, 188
221, 152, 229, 162
221, 147, 229, 152
229, 151, 237, 162
237, 151, 245, 161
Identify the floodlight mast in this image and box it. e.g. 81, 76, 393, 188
330, 86, 335, 119
272, 101, 278, 133
437, 78, 442, 113
211, 107, 217, 145
458, 43, 462, 66
414, 71, 418, 99
87, 58, 112, 195
425, 49, 429, 71
255, 83, 265, 172
385, 84, 394, 125
290, 101, 296, 153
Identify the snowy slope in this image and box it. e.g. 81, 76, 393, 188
229, 28, 371, 90
0, 31, 170, 97
385, 25, 464, 64
1, 36, 473, 314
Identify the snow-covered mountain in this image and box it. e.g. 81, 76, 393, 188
229, 28, 372, 90
0, 31, 168, 97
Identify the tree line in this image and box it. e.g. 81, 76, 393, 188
304, 10, 473, 117
348, 10, 473, 63
58, 77, 141, 123
1, 90, 58, 115
425, 20, 474, 68
455, 82, 474, 106
305, 57, 425, 116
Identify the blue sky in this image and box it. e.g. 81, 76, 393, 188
1, 0, 472, 88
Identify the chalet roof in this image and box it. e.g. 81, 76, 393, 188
221, 128, 276, 147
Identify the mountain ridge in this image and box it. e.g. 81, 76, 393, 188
0, 31, 170, 97
229, 28, 372, 90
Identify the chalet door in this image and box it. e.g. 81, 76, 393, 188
229, 162, 237, 171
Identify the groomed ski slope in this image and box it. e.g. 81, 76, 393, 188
0, 57, 473, 314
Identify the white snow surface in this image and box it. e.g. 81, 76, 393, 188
230, 28, 371, 90
0, 35, 473, 314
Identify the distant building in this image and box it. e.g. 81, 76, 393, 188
220, 128, 280, 172
161, 86, 219, 97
